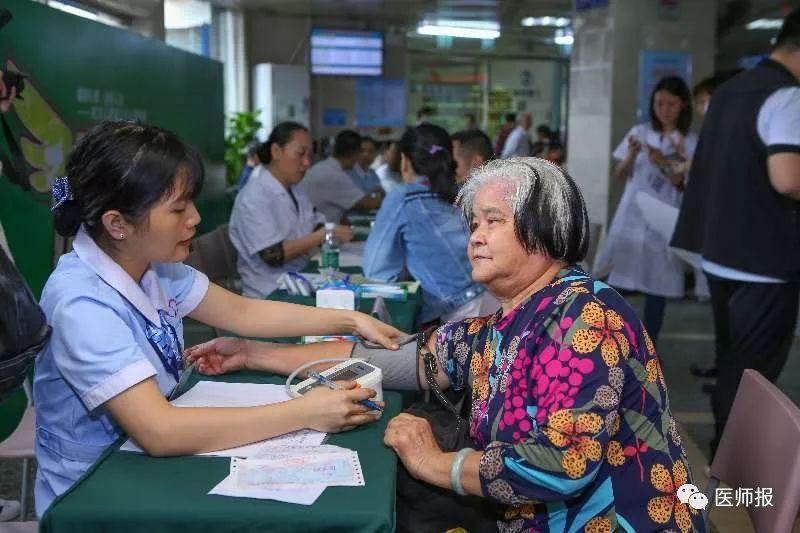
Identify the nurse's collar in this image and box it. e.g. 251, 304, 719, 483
72, 226, 168, 325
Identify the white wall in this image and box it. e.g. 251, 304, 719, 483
491, 59, 556, 125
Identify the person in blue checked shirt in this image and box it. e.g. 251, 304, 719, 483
363, 124, 498, 325
33, 121, 402, 517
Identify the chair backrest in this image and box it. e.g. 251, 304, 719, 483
185, 224, 238, 284
709, 369, 800, 533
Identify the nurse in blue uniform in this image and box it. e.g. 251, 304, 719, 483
33, 121, 402, 516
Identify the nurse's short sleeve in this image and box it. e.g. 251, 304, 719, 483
758, 87, 800, 154
50, 296, 157, 411
156, 262, 209, 317
613, 125, 639, 161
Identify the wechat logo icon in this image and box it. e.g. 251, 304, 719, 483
678, 484, 709, 510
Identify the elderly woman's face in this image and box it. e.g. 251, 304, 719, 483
468, 182, 540, 291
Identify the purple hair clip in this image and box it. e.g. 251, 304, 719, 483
428, 144, 444, 155
51, 176, 73, 211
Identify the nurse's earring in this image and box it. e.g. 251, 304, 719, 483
119, 233, 126, 240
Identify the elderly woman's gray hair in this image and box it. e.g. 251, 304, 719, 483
456, 157, 590, 263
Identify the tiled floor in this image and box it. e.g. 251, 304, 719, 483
3, 294, 799, 529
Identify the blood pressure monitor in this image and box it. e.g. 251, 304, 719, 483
289, 359, 384, 402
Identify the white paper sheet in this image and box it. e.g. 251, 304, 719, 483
119, 381, 327, 457
207, 445, 363, 505
633, 191, 680, 243
232, 447, 364, 488
209, 474, 326, 505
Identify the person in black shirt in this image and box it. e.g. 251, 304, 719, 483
671, 7, 800, 455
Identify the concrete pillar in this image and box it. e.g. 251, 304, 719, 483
131, 0, 165, 41
220, 9, 248, 117
566, 0, 716, 229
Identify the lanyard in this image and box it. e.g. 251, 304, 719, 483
142, 309, 183, 382
101, 277, 184, 382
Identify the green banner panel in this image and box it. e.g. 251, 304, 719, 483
0, 0, 226, 440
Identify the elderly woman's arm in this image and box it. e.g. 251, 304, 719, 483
387, 309, 624, 506
383, 412, 484, 496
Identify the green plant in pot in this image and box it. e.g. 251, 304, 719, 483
224, 110, 261, 187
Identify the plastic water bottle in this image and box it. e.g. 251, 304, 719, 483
320, 222, 340, 273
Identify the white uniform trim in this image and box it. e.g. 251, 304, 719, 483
81, 358, 158, 411
72, 226, 210, 322
757, 87, 800, 148
72, 227, 162, 325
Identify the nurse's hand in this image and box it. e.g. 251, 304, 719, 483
184, 337, 260, 375
350, 312, 405, 350
299, 383, 382, 432
334, 224, 354, 243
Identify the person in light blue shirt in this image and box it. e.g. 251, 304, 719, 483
348, 136, 383, 194
363, 124, 498, 324
34, 121, 403, 517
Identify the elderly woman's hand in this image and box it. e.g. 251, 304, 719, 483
384, 413, 443, 480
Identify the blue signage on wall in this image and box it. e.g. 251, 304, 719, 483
575, 0, 609, 11
355, 78, 407, 127
323, 107, 347, 127
638, 50, 693, 122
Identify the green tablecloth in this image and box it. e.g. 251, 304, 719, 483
41, 371, 401, 533
268, 290, 420, 338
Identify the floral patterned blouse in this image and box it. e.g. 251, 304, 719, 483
435, 266, 704, 532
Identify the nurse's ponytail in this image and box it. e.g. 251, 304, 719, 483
258, 122, 308, 165
51, 121, 203, 240
399, 124, 458, 204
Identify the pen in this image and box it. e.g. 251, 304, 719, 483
167, 360, 196, 401
307, 371, 384, 411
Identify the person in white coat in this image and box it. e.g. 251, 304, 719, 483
593, 76, 697, 343
229, 122, 354, 298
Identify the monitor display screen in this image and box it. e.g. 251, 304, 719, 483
310, 28, 383, 76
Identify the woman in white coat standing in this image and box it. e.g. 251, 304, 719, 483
594, 76, 697, 343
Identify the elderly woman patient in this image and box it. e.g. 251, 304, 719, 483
188, 158, 704, 533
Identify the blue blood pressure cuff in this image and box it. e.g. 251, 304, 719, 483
351, 334, 421, 391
